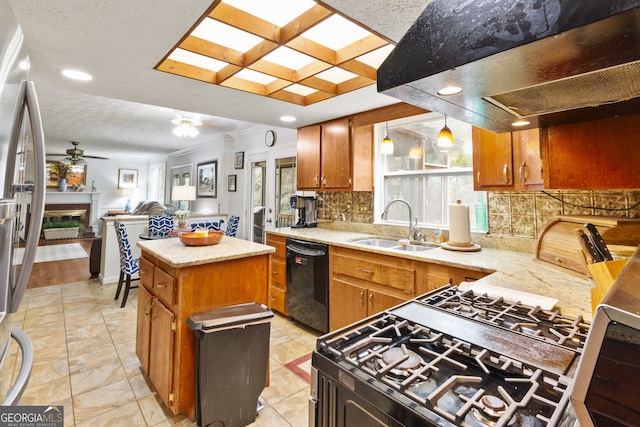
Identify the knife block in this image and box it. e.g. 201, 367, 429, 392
535, 215, 640, 278
587, 259, 629, 314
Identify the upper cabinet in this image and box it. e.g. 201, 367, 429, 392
472, 127, 543, 191
297, 117, 373, 191
540, 114, 640, 190
473, 114, 640, 190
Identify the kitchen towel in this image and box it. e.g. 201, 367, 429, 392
448, 201, 472, 246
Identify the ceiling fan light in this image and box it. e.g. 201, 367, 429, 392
172, 118, 201, 138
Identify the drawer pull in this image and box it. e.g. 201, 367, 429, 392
271, 270, 278, 274
361, 269, 374, 274
155, 282, 166, 288
140, 269, 148, 275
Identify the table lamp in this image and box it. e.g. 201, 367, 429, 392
172, 185, 196, 210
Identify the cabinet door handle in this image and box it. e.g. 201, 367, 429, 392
314, 175, 319, 185
271, 270, 278, 275
359, 290, 364, 306
503, 164, 509, 183
155, 281, 165, 288
321, 175, 326, 186
519, 162, 527, 182
476, 172, 481, 185
369, 292, 373, 308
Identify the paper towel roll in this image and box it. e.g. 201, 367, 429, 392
448, 202, 472, 246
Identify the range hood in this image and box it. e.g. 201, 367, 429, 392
377, 0, 640, 133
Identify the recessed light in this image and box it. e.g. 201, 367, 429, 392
62, 69, 92, 81
512, 120, 530, 127
437, 86, 462, 96
280, 116, 296, 122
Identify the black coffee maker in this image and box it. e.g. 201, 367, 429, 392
290, 195, 318, 228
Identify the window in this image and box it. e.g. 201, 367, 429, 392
375, 113, 486, 231
148, 162, 166, 203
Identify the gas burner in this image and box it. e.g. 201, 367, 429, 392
378, 347, 424, 380
470, 395, 518, 426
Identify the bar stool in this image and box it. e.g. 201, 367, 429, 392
148, 214, 174, 237
114, 220, 139, 308
190, 220, 223, 232
225, 216, 240, 237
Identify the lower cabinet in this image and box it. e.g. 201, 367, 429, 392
266, 234, 287, 315
329, 247, 424, 331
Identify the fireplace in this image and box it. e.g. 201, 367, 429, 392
24, 192, 101, 239
43, 204, 90, 229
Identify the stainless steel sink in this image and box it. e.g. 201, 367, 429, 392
390, 244, 436, 252
351, 238, 437, 252
351, 238, 399, 248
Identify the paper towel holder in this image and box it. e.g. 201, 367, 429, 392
442, 200, 481, 251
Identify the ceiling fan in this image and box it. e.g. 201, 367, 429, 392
49, 141, 108, 165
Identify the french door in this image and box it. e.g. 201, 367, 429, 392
248, 149, 296, 243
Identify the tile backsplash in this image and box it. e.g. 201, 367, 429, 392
318, 189, 640, 248
488, 190, 640, 238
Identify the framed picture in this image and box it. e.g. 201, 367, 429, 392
228, 174, 237, 192
197, 160, 217, 198
234, 151, 244, 169
46, 161, 87, 188
118, 169, 138, 189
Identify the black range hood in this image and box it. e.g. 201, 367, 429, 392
377, 0, 640, 133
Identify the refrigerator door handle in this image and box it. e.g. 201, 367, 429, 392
7, 81, 46, 313
1, 327, 33, 406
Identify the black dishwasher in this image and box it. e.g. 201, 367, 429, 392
286, 239, 329, 333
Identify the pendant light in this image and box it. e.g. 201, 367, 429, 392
409, 142, 423, 159
437, 116, 454, 148
380, 122, 394, 154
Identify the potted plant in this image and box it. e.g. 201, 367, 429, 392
42, 219, 83, 240
48, 162, 73, 192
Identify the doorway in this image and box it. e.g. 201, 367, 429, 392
248, 152, 296, 244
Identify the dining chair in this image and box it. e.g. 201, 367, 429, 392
225, 215, 240, 237
148, 214, 174, 237
114, 220, 139, 308
190, 220, 224, 232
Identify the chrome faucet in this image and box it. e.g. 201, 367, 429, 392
381, 198, 418, 241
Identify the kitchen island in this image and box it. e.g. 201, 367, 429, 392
135, 236, 274, 421
267, 227, 594, 322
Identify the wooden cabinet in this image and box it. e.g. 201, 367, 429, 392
472, 127, 542, 191
297, 117, 369, 191
540, 114, 640, 189
329, 246, 426, 330
423, 262, 487, 292
474, 113, 640, 190
135, 250, 269, 421
297, 118, 351, 190
265, 233, 287, 315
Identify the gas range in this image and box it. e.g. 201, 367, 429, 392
311, 285, 590, 427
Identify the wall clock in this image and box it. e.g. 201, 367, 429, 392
265, 130, 277, 147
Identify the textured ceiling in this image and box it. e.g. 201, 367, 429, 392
7, 0, 429, 160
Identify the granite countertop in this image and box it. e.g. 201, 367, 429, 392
269, 227, 593, 320
137, 236, 275, 268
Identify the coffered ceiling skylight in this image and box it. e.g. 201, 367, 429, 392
155, 0, 393, 106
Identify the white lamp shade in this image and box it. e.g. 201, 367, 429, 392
172, 185, 196, 201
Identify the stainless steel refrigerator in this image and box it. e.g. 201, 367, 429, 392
0, 0, 46, 405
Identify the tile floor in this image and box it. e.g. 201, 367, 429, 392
9, 279, 319, 426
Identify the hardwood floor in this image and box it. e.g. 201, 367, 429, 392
27, 239, 95, 289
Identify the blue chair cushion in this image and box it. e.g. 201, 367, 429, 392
149, 215, 174, 237
225, 215, 240, 237
190, 220, 222, 232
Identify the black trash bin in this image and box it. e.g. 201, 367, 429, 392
187, 302, 273, 427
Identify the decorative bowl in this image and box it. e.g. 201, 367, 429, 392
179, 231, 224, 246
